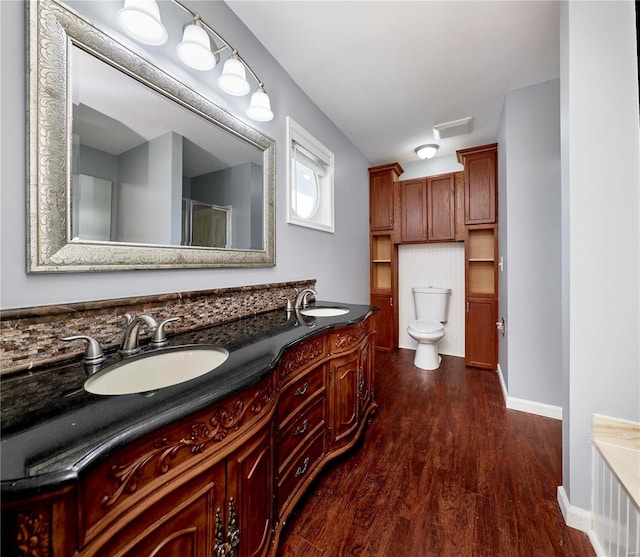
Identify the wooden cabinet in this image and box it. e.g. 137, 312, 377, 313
227, 423, 273, 557
428, 174, 456, 241
367, 145, 499, 370
400, 178, 428, 242
1, 316, 377, 557
100, 470, 224, 557
465, 225, 498, 369
369, 163, 403, 352
368, 163, 403, 231
399, 174, 455, 243
328, 324, 377, 453
456, 143, 497, 225
466, 297, 498, 369
370, 293, 395, 352
330, 350, 360, 446
275, 360, 327, 518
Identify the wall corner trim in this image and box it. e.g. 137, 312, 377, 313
557, 486, 593, 533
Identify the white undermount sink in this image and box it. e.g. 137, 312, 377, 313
84, 347, 229, 395
299, 306, 350, 317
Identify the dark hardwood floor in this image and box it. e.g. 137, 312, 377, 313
277, 349, 595, 557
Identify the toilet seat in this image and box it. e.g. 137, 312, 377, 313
408, 319, 443, 334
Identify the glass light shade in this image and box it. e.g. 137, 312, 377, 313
246, 87, 274, 121
117, 0, 167, 46
415, 144, 439, 159
217, 55, 250, 96
177, 22, 216, 71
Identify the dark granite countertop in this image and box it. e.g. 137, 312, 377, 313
1, 302, 375, 499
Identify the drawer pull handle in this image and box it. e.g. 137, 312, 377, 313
295, 382, 309, 396
295, 419, 309, 436
295, 457, 310, 478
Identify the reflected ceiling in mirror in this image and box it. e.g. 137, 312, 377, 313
28, 0, 275, 272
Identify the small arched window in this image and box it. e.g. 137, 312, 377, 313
286, 117, 334, 233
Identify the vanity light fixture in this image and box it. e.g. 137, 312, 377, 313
246, 84, 274, 122
118, 0, 274, 121
217, 51, 251, 96
118, 0, 168, 46
177, 17, 219, 71
415, 144, 439, 159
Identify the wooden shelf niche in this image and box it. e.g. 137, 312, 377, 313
466, 227, 497, 295
371, 235, 393, 291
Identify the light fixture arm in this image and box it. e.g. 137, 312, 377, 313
170, 0, 264, 89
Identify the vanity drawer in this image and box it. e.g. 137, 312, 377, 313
277, 426, 326, 513
329, 320, 373, 355
277, 396, 325, 473
277, 365, 325, 429
278, 335, 326, 386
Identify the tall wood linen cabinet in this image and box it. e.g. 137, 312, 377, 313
368, 144, 499, 369
368, 163, 403, 352
457, 144, 498, 369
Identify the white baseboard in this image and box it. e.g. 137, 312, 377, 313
557, 486, 593, 532
496, 364, 508, 405
496, 364, 563, 420
507, 396, 563, 420
587, 530, 607, 557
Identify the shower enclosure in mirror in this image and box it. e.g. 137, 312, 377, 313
28, 0, 275, 272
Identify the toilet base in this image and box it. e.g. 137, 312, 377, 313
413, 343, 442, 370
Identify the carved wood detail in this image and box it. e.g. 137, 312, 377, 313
333, 322, 369, 351
16, 508, 51, 557
279, 338, 324, 381
101, 383, 274, 509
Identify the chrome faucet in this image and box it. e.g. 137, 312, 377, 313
119, 314, 158, 356
295, 288, 317, 310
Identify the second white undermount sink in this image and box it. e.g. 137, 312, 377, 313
84, 346, 229, 395
299, 306, 350, 317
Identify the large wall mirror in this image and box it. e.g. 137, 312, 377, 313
28, 0, 275, 272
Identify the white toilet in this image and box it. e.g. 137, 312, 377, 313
407, 286, 452, 370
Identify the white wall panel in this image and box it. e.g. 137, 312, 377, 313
398, 243, 465, 357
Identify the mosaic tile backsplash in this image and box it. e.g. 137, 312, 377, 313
0, 280, 315, 376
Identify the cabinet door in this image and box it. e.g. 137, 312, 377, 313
370, 294, 395, 351
370, 172, 395, 231
226, 422, 273, 557
464, 149, 497, 224
330, 350, 360, 447
465, 297, 498, 369
400, 178, 427, 242
358, 337, 374, 417
427, 174, 455, 241
100, 468, 225, 557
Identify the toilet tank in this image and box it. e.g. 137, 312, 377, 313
412, 286, 452, 322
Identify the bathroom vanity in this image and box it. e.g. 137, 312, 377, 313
1, 303, 377, 557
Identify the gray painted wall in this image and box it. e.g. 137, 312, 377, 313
501, 79, 562, 406
0, 0, 371, 309
560, 1, 640, 510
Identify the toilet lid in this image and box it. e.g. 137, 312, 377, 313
408, 319, 443, 334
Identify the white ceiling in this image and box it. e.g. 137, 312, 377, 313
226, 0, 560, 165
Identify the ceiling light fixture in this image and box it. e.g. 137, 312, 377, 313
415, 144, 439, 160
118, 0, 274, 121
